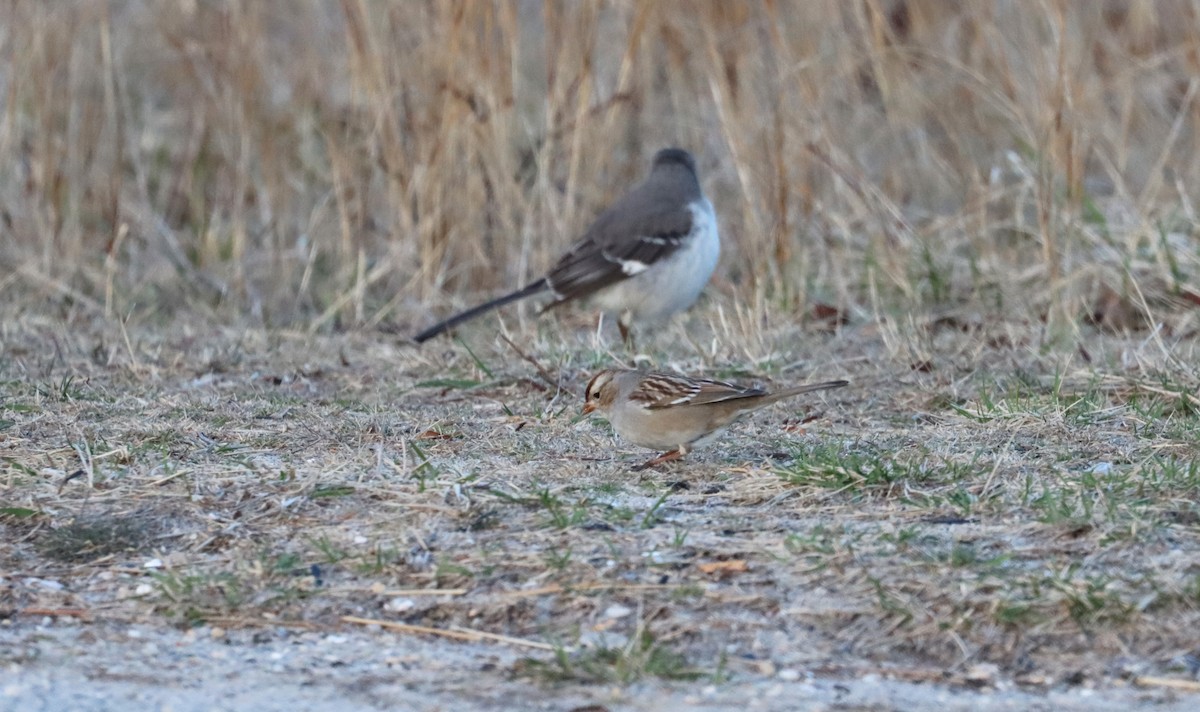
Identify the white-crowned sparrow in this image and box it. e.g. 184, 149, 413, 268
413, 148, 719, 344
582, 368, 848, 470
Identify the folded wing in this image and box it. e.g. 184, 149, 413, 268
543, 196, 694, 307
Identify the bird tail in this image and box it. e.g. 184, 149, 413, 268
412, 278, 548, 343
767, 379, 849, 402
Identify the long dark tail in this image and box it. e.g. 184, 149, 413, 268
412, 278, 548, 343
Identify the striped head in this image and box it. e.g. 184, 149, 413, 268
582, 369, 621, 415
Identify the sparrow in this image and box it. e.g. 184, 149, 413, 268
582, 368, 848, 470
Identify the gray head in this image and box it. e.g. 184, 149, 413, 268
650, 148, 697, 176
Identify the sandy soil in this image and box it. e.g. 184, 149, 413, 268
3, 618, 1193, 712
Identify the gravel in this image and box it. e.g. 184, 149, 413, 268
3, 619, 1194, 711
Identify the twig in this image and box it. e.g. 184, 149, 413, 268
17, 608, 91, 619
1130, 381, 1200, 408
342, 616, 552, 650
1134, 676, 1200, 692
147, 468, 192, 487
499, 582, 684, 598
448, 626, 555, 650
499, 333, 572, 396
203, 617, 320, 630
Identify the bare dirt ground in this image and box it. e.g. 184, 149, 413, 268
4, 621, 1193, 711
3, 308, 1200, 710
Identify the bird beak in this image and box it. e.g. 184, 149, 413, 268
581, 401, 596, 415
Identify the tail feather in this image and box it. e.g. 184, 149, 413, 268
412, 279, 548, 343
766, 379, 849, 403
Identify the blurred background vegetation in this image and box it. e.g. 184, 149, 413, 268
2, 0, 1198, 337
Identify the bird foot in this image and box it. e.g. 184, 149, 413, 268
632, 448, 685, 471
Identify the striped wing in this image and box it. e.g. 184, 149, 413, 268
631, 374, 766, 410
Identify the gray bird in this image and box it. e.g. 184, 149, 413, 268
413, 148, 719, 344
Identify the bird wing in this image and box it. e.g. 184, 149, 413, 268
542, 196, 694, 306
634, 376, 766, 409
670, 378, 766, 407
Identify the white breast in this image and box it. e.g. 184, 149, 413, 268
592, 198, 720, 324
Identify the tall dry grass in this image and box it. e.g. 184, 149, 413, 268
1, 0, 1198, 335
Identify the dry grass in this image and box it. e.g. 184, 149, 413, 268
3, 1, 1199, 333
2, 0, 1200, 697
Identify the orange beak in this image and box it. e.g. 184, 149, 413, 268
581, 401, 597, 415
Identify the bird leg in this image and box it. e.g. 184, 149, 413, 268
593, 312, 607, 348
633, 445, 689, 471
617, 314, 636, 350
